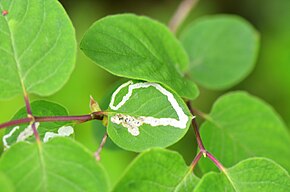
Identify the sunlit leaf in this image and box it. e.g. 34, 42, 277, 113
195, 158, 290, 192
0, 172, 14, 192
113, 148, 199, 192
0, 138, 109, 192
0, 0, 76, 99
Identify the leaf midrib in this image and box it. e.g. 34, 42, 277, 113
37, 144, 48, 191
0, 2, 24, 88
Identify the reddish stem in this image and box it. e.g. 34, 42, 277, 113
95, 132, 108, 161
0, 118, 32, 129
23, 93, 40, 142
186, 101, 206, 151
187, 101, 226, 172
206, 151, 226, 172
0, 112, 104, 130
190, 151, 203, 171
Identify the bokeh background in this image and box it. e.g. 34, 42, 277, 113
1, 0, 289, 185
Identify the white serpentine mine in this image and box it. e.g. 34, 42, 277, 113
3, 123, 74, 149
109, 81, 192, 136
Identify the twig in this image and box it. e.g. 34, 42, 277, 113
23, 86, 41, 143
168, 0, 199, 33
186, 101, 206, 153
190, 151, 203, 171
206, 151, 226, 172
0, 111, 104, 130
187, 101, 226, 172
95, 132, 108, 161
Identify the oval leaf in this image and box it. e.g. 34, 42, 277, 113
80, 14, 199, 100
0, 138, 109, 192
199, 92, 290, 173
195, 158, 290, 192
180, 15, 259, 90
107, 81, 192, 152
113, 148, 199, 192
3, 100, 74, 149
0, 0, 76, 99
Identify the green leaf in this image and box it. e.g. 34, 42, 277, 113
180, 15, 259, 90
195, 158, 290, 192
113, 148, 199, 192
107, 81, 192, 152
0, 172, 14, 192
80, 13, 199, 100
3, 100, 74, 149
0, 0, 76, 99
0, 138, 109, 192
199, 92, 290, 173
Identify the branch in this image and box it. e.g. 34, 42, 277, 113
187, 101, 226, 172
186, 101, 206, 152
206, 151, 226, 172
190, 151, 203, 171
168, 0, 199, 33
0, 111, 104, 130
23, 85, 40, 143
95, 132, 108, 161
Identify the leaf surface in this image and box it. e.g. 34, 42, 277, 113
107, 81, 192, 152
0, 172, 14, 192
0, 0, 76, 99
113, 148, 199, 192
195, 158, 290, 192
199, 92, 290, 172
180, 15, 259, 90
0, 138, 109, 192
81, 14, 199, 100
3, 100, 73, 149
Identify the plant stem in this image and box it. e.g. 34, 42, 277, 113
169, 0, 199, 33
190, 107, 209, 120
186, 101, 206, 152
187, 101, 226, 172
190, 151, 203, 171
206, 151, 226, 172
95, 132, 108, 161
0, 111, 104, 130
23, 89, 40, 143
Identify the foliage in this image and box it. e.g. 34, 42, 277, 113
0, 0, 289, 191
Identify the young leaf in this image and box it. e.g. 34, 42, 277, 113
195, 158, 290, 192
0, 0, 76, 99
180, 15, 259, 90
113, 148, 199, 192
199, 92, 290, 173
107, 81, 192, 152
0, 138, 109, 192
80, 14, 199, 100
3, 100, 74, 149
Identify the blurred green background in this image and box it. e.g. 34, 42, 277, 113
0, 0, 289, 185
